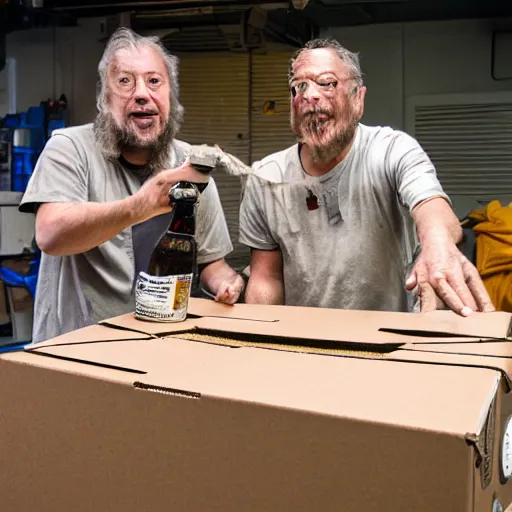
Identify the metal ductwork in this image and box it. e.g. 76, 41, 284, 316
98, 3, 314, 52
0, 3, 6, 73
0, 33, 5, 74
292, 0, 310, 8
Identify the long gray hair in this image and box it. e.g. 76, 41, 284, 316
94, 28, 184, 175
96, 27, 184, 134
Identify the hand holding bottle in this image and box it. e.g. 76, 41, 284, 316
132, 161, 210, 222
135, 181, 199, 322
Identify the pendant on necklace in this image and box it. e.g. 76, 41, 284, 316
306, 189, 319, 211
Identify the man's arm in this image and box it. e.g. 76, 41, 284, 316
384, 130, 494, 315
238, 167, 284, 305
413, 196, 462, 245
408, 196, 494, 315
245, 249, 284, 305
200, 258, 245, 305
36, 199, 142, 256
35, 162, 208, 256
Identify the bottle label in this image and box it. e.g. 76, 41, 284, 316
135, 271, 193, 322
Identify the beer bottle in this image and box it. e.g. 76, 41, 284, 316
135, 181, 199, 322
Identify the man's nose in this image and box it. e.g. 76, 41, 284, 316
303, 83, 322, 102
133, 77, 150, 103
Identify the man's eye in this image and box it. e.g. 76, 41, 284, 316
149, 77, 160, 85
319, 80, 338, 89
119, 77, 131, 85
296, 82, 308, 93
291, 82, 307, 96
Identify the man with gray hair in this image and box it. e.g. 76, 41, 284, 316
240, 37, 494, 316
19, 27, 244, 343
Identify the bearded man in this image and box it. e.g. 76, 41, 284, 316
239, 38, 494, 315
19, 27, 244, 343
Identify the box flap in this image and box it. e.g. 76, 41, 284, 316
404, 341, 512, 358
190, 313, 504, 346
187, 298, 280, 322
391, 348, 512, 388
98, 300, 511, 342
97, 299, 278, 336
267, 307, 512, 339
99, 314, 199, 336
30, 335, 501, 436
27, 324, 153, 349
379, 310, 511, 339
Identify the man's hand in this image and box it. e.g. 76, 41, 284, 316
405, 240, 495, 315
214, 273, 245, 305
200, 259, 244, 305
132, 161, 210, 221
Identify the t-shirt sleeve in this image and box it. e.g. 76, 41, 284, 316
385, 130, 450, 211
239, 170, 278, 251
19, 133, 88, 213
195, 177, 234, 265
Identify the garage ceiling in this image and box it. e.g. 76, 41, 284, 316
1, 0, 512, 55
25, 0, 512, 26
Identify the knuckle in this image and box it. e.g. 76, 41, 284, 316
437, 288, 451, 300
431, 273, 447, 284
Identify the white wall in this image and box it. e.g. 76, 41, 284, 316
0, 66, 6, 116
4, 18, 105, 125
4, 17, 512, 131
326, 18, 512, 132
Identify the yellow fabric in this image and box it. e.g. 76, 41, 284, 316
468, 200, 512, 311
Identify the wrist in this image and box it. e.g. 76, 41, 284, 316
418, 228, 454, 249
124, 194, 149, 225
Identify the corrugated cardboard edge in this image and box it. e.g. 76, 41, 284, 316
23, 308, 512, 388
25, 323, 154, 350
98, 316, 511, 347
98, 299, 512, 342
391, 349, 512, 390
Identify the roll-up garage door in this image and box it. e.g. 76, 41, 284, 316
250, 52, 295, 163
177, 53, 250, 269
177, 49, 296, 269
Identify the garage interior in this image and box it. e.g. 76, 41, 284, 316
1, 0, 512, 343
2, 3, 512, 511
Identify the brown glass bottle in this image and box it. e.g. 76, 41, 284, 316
135, 182, 199, 322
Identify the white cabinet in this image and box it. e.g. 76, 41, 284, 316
0, 192, 35, 256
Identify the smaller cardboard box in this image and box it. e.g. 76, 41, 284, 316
1, 299, 512, 512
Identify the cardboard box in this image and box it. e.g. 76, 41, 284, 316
1, 299, 512, 511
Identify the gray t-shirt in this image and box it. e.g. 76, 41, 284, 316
20, 123, 233, 343
239, 124, 449, 312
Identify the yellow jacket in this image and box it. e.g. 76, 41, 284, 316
469, 200, 512, 311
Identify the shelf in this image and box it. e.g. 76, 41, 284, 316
0, 191, 23, 206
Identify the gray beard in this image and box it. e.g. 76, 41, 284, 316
310, 123, 357, 164
293, 110, 359, 165
93, 111, 176, 179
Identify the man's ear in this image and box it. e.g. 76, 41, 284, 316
355, 85, 367, 119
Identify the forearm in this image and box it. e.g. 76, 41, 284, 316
36, 196, 145, 256
245, 275, 284, 305
412, 197, 462, 248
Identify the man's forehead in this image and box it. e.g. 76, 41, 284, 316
110, 46, 166, 74
292, 47, 348, 77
